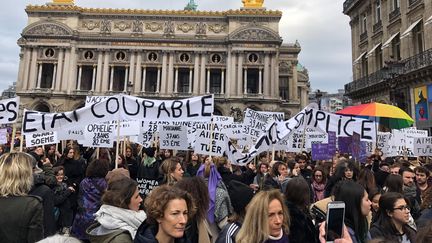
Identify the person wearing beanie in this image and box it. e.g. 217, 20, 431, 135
216, 180, 255, 243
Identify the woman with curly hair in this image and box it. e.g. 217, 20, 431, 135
135, 185, 196, 243
236, 189, 290, 243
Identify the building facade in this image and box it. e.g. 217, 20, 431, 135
15, 0, 309, 119
343, 0, 432, 131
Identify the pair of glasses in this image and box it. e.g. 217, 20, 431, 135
393, 205, 410, 211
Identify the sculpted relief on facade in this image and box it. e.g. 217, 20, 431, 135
145, 22, 162, 32
24, 22, 72, 37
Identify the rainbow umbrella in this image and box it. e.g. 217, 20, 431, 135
336, 102, 414, 129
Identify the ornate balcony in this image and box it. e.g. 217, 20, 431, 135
345, 48, 432, 95
389, 8, 401, 22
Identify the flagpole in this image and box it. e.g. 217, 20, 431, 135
10, 124, 16, 152
115, 119, 121, 169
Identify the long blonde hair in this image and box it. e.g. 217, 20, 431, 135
236, 189, 290, 243
0, 152, 34, 197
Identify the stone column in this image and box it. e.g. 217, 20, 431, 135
263, 52, 270, 96
200, 53, 207, 94
67, 45, 78, 94
129, 52, 136, 86
52, 64, 57, 90
102, 51, 110, 92
156, 67, 161, 93
237, 52, 243, 96
77, 65, 82, 90
193, 53, 200, 95
124, 66, 129, 92
61, 48, 71, 91
91, 65, 96, 91
221, 69, 225, 94
36, 63, 42, 89
270, 55, 276, 98
174, 67, 179, 93
243, 68, 248, 95
292, 61, 298, 101
225, 49, 231, 97
188, 68, 193, 93
29, 48, 39, 90
95, 51, 103, 93
160, 52, 168, 94
21, 48, 32, 91
16, 50, 25, 91
167, 52, 174, 94
55, 48, 64, 91
134, 52, 142, 93
274, 51, 280, 98
259, 68, 263, 95
141, 66, 147, 92
206, 68, 210, 94
229, 51, 237, 97
109, 65, 114, 91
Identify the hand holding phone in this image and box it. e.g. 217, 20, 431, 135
325, 201, 345, 243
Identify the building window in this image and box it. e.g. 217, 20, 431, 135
246, 68, 260, 93
179, 53, 190, 63
375, 0, 381, 23
361, 55, 368, 77
210, 69, 222, 94
211, 54, 222, 64
391, 34, 401, 60
45, 48, 55, 58
279, 77, 289, 101
148, 52, 158, 62
248, 53, 258, 63
361, 13, 367, 34
40, 63, 54, 88
391, 0, 400, 11
80, 65, 93, 91
375, 46, 383, 70
116, 51, 126, 61
112, 66, 126, 91
144, 67, 158, 92
177, 68, 191, 93
84, 51, 94, 60
413, 22, 424, 55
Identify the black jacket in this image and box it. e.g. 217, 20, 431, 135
30, 174, 57, 237
369, 221, 416, 243
286, 201, 319, 243
134, 221, 191, 243
217, 166, 256, 188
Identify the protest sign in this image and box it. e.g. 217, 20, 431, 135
213, 115, 234, 125
377, 132, 392, 156
194, 129, 227, 157
25, 131, 58, 147
312, 144, 332, 161
223, 123, 243, 139
391, 129, 414, 157
0, 97, 19, 124
57, 127, 85, 141
400, 127, 428, 138
159, 125, 189, 150
287, 132, 306, 152
0, 128, 7, 144
256, 111, 285, 122
82, 123, 115, 148
338, 136, 352, 154
23, 95, 214, 134
243, 108, 273, 138
137, 178, 159, 196
413, 137, 432, 156
327, 132, 337, 156
306, 130, 328, 149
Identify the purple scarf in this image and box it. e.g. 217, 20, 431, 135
197, 163, 221, 223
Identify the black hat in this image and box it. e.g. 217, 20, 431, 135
228, 180, 254, 214
143, 147, 155, 158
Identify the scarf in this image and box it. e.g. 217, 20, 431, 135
142, 157, 156, 167
197, 163, 221, 223
312, 181, 325, 201
403, 184, 417, 199
94, 204, 147, 239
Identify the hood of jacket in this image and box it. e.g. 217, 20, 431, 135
134, 221, 190, 243
86, 222, 131, 243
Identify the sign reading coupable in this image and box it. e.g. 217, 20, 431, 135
22, 95, 214, 134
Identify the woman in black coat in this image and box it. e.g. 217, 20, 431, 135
284, 177, 319, 243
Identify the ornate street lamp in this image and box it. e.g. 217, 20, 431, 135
315, 89, 323, 110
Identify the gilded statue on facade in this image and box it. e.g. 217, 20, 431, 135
242, 0, 264, 8
52, 0, 74, 4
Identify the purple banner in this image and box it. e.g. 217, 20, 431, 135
328, 131, 336, 155
338, 136, 352, 154
312, 143, 333, 161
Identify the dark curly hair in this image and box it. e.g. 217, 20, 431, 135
102, 177, 138, 209
144, 185, 196, 225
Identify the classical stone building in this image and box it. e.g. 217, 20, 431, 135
343, 0, 432, 131
16, 0, 309, 119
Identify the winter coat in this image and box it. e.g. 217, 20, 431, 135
215, 222, 241, 243
286, 201, 319, 243
134, 221, 191, 243
369, 222, 416, 243
71, 177, 108, 240
30, 173, 57, 237
0, 196, 44, 243
217, 166, 256, 188
53, 182, 73, 206
87, 222, 133, 243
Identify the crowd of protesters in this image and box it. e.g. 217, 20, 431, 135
1, 142, 432, 243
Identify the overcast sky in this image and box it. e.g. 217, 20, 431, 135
0, 0, 352, 93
